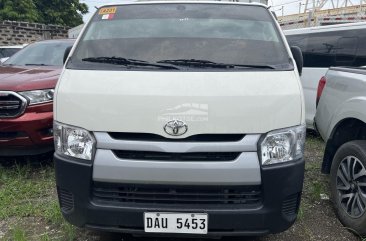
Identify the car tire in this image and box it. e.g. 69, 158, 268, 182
330, 140, 366, 237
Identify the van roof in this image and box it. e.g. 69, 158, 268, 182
284, 21, 366, 35
0, 45, 25, 49
98, 1, 268, 9
35, 39, 75, 44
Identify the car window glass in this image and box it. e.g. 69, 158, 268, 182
69, 4, 291, 71
5, 42, 73, 66
336, 37, 358, 65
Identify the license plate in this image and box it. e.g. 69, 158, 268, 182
144, 212, 208, 234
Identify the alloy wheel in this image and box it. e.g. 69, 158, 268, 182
336, 156, 366, 218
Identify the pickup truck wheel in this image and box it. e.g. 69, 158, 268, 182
330, 141, 366, 236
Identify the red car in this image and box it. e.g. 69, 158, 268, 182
0, 39, 74, 156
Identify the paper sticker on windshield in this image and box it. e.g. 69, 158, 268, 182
99, 7, 117, 15
102, 14, 115, 20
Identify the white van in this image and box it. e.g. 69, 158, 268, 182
0, 44, 26, 63
285, 22, 366, 130
54, 1, 306, 237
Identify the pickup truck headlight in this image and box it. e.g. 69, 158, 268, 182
19, 89, 54, 105
54, 122, 96, 161
260, 125, 306, 165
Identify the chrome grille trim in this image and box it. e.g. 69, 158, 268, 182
0, 91, 27, 118
94, 132, 260, 152
93, 150, 261, 185
93, 132, 261, 185
0, 105, 20, 110
0, 100, 21, 105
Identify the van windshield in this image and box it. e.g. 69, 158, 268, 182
68, 3, 292, 71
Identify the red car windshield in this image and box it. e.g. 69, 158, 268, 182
5, 41, 73, 67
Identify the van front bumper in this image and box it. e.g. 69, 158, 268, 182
55, 153, 304, 237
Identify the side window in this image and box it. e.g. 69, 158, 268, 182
335, 37, 358, 66
0, 48, 20, 58
354, 29, 366, 67
286, 34, 307, 51
286, 34, 309, 67
304, 32, 339, 68
5, 48, 20, 57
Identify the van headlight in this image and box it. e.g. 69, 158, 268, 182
19, 89, 54, 105
54, 122, 96, 161
260, 125, 306, 165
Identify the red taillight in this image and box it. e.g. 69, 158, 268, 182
316, 76, 327, 107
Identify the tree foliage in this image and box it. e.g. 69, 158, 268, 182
0, 0, 88, 27
35, 0, 88, 27
0, 0, 39, 22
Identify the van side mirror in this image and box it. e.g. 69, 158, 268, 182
290, 46, 303, 76
63, 46, 73, 65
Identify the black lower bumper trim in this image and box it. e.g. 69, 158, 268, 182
0, 145, 53, 156
85, 224, 269, 237
55, 153, 304, 237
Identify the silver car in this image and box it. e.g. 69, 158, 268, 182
315, 66, 366, 236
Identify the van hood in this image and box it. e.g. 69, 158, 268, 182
0, 65, 61, 91
55, 69, 304, 135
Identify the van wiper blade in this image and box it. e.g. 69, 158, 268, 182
157, 59, 228, 68
228, 64, 277, 69
82, 57, 180, 70
157, 59, 277, 69
25, 63, 50, 66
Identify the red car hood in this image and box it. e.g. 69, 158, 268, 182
0, 65, 61, 92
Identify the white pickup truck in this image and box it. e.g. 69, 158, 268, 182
315, 67, 366, 236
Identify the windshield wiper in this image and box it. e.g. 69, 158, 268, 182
157, 59, 277, 69
25, 63, 50, 66
228, 64, 277, 69
82, 57, 180, 70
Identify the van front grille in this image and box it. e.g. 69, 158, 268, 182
0, 91, 27, 118
92, 183, 262, 206
108, 132, 245, 142
113, 150, 240, 161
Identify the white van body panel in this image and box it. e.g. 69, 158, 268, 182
301, 67, 328, 128
315, 68, 366, 141
55, 69, 303, 136
284, 22, 366, 129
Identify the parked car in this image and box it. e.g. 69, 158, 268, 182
315, 67, 366, 236
285, 22, 366, 130
0, 39, 74, 156
54, 2, 306, 237
0, 44, 26, 63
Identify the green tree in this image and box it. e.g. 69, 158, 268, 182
0, 0, 88, 27
0, 0, 39, 22
35, 0, 88, 27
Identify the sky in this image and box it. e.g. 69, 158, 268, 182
80, 0, 334, 23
